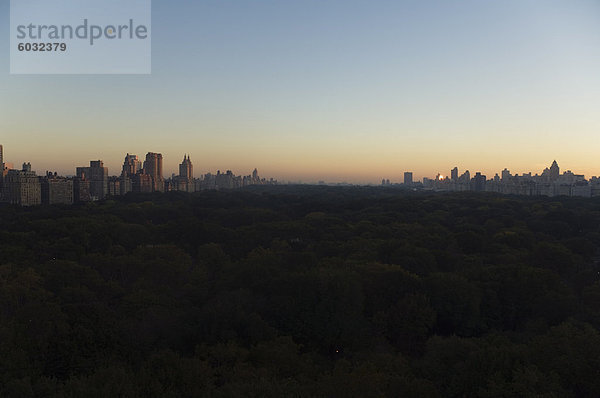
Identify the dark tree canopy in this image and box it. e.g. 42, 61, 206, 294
1, 186, 600, 397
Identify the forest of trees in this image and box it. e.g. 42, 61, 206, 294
1, 186, 600, 397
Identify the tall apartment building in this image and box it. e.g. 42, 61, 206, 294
73, 178, 91, 203
41, 172, 73, 205
143, 152, 164, 192
120, 154, 142, 195
2, 163, 41, 206
0, 144, 7, 179
133, 173, 153, 193
451, 167, 459, 181
404, 172, 413, 185
179, 155, 193, 180
0, 145, 4, 198
175, 154, 194, 192
76, 160, 108, 200
122, 154, 142, 177
108, 176, 121, 196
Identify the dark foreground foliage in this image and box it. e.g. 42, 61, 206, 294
2, 186, 600, 397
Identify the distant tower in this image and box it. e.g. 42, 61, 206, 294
122, 153, 142, 177
501, 168, 511, 181
472, 172, 486, 192
143, 152, 164, 192
76, 160, 108, 200
404, 172, 413, 185
179, 154, 193, 180
451, 167, 458, 181
549, 160, 560, 181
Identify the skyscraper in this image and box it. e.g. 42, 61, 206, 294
541, 160, 560, 182
120, 153, 142, 195
0, 145, 4, 191
550, 160, 560, 181
451, 167, 459, 181
179, 154, 193, 180
76, 160, 108, 200
175, 154, 194, 192
404, 172, 413, 185
472, 172, 486, 192
143, 152, 164, 192
122, 154, 142, 177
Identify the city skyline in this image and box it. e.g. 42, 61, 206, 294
0, 145, 278, 205
3, 142, 600, 186
1, 1, 600, 181
3, 142, 600, 206
4, 144, 600, 185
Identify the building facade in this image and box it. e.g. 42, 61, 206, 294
143, 152, 164, 192
2, 163, 41, 206
41, 172, 73, 205
76, 160, 108, 200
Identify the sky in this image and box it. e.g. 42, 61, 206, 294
1, 0, 599, 183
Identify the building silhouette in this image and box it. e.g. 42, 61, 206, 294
133, 173, 153, 193
108, 176, 121, 196
73, 178, 91, 203
143, 152, 164, 192
173, 154, 194, 192
179, 155, 193, 180
471, 172, 486, 192
2, 163, 41, 206
451, 167, 458, 181
404, 172, 413, 185
76, 160, 108, 200
122, 154, 142, 177
425, 161, 599, 198
120, 154, 142, 195
41, 172, 73, 205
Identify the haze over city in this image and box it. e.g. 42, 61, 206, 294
1, 0, 599, 182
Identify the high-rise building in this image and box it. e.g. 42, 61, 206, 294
108, 176, 121, 196
451, 167, 459, 181
143, 152, 164, 192
122, 154, 142, 177
120, 154, 142, 195
471, 172, 486, 191
73, 178, 91, 203
179, 154, 193, 180
76, 160, 108, 200
133, 173, 153, 193
0, 145, 4, 196
550, 160, 560, 181
1, 163, 41, 206
175, 154, 194, 192
0, 145, 7, 179
41, 172, 73, 205
404, 172, 413, 185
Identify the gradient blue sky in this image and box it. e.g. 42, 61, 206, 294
1, 0, 599, 183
